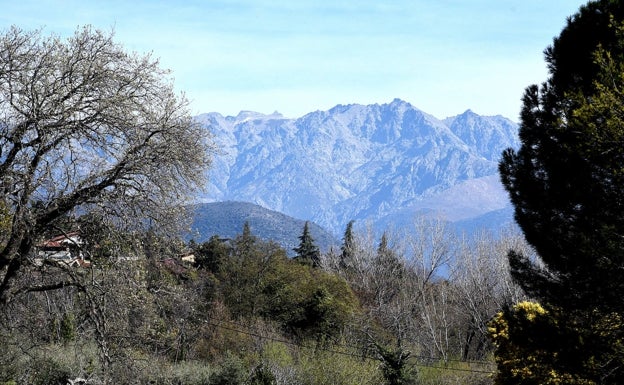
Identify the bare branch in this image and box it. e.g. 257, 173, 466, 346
0, 25, 214, 304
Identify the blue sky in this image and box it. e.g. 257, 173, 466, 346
1, 1, 586, 120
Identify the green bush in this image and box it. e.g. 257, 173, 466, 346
260, 257, 360, 341
157, 361, 214, 385
297, 348, 383, 385
60, 312, 76, 344
28, 357, 72, 385
249, 363, 276, 385
211, 354, 247, 385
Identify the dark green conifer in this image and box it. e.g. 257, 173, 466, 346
496, 1, 624, 383
339, 220, 355, 271
293, 221, 321, 268
234, 221, 257, 260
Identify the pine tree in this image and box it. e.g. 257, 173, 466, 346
372, 232, 405, 306
377, 232, 390, 258
293, 221, 321, 268
495, 1, 624, 383
194, 235, 231, 273
500, 0, 624, 314
236, 221, 257, 259
339, 220, 355, 271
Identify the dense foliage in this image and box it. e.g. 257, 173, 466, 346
496, 0, 624, 383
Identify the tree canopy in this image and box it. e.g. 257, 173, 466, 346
496, 1, 624, 383
0, 26, 213, 304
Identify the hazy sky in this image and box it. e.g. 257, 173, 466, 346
1, 1, 586, 120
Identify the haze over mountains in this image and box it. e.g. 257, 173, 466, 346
195, 98, 519, 236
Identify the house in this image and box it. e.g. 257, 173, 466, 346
180, 252, 196, 265
159, 257, 189, 276
36, 231, 91, 267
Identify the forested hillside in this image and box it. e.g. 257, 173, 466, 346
0, 219, 528, 384
189, 201, 338, 254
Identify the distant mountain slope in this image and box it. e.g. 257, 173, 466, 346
196, 99, 519, 234
189, 201, 338, 254
453, 206, 517, 235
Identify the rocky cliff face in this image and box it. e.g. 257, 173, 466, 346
196, 98, 519, 234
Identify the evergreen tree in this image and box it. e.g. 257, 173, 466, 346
374, 342, 416, 385
193, 235, 231, 273
377, 232, 389, 256
501, 0, 624, 314
372, 232, 405, 305
375, 232, 395, 265
339, 220, 356, 270
495, 1, 624, 383
234, 221, 257, 260
293, 221, 321, 268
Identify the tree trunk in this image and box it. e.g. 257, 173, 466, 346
0, 235, 33, 305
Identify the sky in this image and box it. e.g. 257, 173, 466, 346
1, 0, 588, 121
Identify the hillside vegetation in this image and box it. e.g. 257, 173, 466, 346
189, 201, 338, 254
0, 218, 527, 385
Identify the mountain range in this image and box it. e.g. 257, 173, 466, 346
195, 98, 519, 236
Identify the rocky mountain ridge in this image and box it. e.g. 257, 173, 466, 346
196, 99, 519, 235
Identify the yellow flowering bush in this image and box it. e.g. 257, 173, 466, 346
514, 301, 547, 321
488, 301, 546, 347
488, 302, 597, 385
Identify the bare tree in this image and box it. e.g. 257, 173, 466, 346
0, 26, 213, 305
452, 227, 528, 360
401, 217, 456, 360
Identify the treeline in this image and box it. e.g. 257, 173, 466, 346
0, 217, 528, 385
